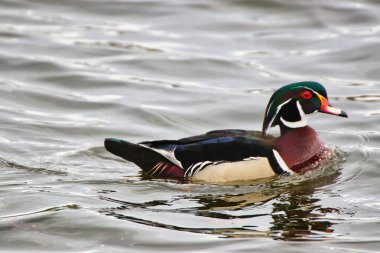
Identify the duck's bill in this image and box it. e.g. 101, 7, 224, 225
320, 104, 348, 117
318, 94, 348, 118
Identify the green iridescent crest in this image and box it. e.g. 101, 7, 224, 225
262, 81, 327, 135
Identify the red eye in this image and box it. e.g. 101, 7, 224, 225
301, 90, 312, 100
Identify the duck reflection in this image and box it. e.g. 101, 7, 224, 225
269, 171, 341, 241
188, 168, 341, 240
99, 166, 342, 240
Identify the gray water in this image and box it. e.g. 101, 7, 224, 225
0, 0, 380, 252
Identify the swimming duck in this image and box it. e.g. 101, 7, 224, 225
104, 81, 347, 182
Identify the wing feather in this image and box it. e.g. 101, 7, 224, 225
139, 129, 275, 172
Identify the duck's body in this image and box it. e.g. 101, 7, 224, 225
104, 82, 347, 182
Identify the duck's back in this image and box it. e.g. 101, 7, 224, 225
105, 129, 286, 182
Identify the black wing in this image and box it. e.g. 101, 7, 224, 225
140, 129, 274, 147
140, 129, 275, 169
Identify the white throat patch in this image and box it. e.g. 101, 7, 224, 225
280, 100, 308, 128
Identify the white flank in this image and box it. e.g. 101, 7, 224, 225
272, 150, 294, 175
185, 161, 214, 177
139, 144, 183, 168
191, 158, 276, 182
280, 100, 308, 128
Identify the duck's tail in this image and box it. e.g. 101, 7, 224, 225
104, 138, 184, 178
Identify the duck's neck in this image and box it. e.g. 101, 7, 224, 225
279, 122, 305, 135
275, 126, 324, 172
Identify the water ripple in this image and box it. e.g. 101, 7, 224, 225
0, 0, 379, 251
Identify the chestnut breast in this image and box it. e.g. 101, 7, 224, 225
275, 126, 324, 171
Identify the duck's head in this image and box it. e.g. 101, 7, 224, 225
262, 81, 347, 135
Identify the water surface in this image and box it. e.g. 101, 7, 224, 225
0, 0, 380, 252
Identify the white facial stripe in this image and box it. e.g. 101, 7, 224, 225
273, 150, 294, 175
280, 100, 308, 128
296, 100, 305, 117
280, 117, 308, 128
267, 98, 292, 130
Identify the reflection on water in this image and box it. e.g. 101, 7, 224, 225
99, 151, 345, 241
270, 174, 340, 241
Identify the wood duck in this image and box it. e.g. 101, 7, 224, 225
104, 82, 347, 182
